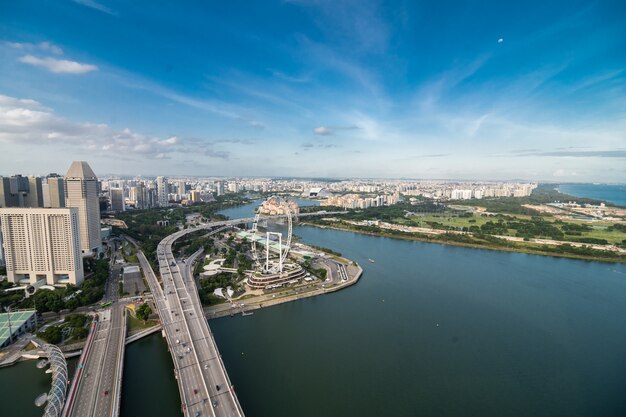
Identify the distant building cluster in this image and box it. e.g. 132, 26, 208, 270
257, 196, 300, 215
95, 177, 538, 213
321, 193, 400, 209
401, 182, 537, 200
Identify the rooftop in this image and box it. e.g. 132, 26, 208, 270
66, 160, 97, 180
0, 309, 36, 347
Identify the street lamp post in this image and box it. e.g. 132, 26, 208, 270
4, 305, 14, 343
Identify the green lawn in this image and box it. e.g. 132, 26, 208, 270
397, 213, 626, 244
403, 213, 495, 228
127, 314, 158, 333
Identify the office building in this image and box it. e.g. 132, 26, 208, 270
23, 177, 43, 208
109, 188, 125, 212
0, 175, 45, 208
43, 174, 65, 208
0, 208, 84, 286
64, 161, 102, 255
0, 177, 18, 207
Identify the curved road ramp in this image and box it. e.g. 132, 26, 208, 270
139, 224, 245, 417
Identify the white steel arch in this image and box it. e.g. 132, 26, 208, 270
250, 199, 293, 273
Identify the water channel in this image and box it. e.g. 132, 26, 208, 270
2, 199, 625, 417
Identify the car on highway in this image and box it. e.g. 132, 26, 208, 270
216, 384, 220, 391
212, 400, 218, 408
104, 390, 109, 396
194, 389, 198, 395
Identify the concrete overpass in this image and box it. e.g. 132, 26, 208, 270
63, 304, 126, 417
134, 210, 346, 416
139, 227, 245, 417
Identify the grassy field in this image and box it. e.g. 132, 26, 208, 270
398, 213, 626, 244
308, 221, 625, 264
127, 314, 158, 332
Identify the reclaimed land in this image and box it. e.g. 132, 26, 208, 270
302, 221, 625, 264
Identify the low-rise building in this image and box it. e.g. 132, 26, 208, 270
0, 309, 37, 348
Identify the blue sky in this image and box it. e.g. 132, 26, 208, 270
0, 0, 625, 181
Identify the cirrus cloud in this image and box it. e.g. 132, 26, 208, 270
6, 41, 63, 55
18, 55, 98, 74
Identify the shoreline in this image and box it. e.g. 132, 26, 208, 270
301, 222, 626, 264
204, 264, 363, 319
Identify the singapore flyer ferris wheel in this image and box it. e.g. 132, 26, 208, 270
250, 196, 296, 274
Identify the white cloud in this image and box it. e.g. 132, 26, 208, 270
18, 55, 98, 74
313, 125, 360, 136
0, 94, 227, 160
72, 0, 115, 15
313, 126, 332, 135
38, 42, 63, 55
6, 41, 63, 55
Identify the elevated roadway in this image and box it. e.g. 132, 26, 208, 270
136, 210, 346, 416
140, 227, 245, 417
64, 304, 126, 417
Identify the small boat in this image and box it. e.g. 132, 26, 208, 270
241, 311, 254, 316
368, 258, 375, 263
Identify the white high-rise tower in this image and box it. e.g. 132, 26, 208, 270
64, 161, 101, 255
156, 176, 169, 207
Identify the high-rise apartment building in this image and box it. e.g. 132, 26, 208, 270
64, 161, 101, 255
0, 208, 84, 286
156, 176, 169, 207
177, 180, 186, 196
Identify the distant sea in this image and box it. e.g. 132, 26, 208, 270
558, 184, 626, 206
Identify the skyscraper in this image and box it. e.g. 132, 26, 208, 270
0, 175, 44, 208
64, 161, 101, 255
109, 188, 125, 212
156, 176, 169, 207
0, 177, 18, 207
23, 177, 43, 208
177, 180, 186, 196
43, 174, 65, 208
0, 207, 84, 286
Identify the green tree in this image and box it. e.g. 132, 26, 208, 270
38, 325, 62, 344
136, 303, 152, 322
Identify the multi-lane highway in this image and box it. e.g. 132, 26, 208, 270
140, 225, 245, 417
65, 304, 126, 417
134, 211, 346, 416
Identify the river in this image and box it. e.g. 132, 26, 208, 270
558, 183, 626, 206
2, 199, 625, 417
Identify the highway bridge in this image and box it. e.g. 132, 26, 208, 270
140, 226, 245, 417
137, 211, 345, 415
63, 304, 126, 417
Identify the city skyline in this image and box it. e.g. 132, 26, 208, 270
1, 1, 625, 181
